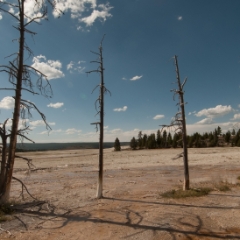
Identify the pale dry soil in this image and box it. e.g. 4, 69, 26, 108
1, 147, 240, 240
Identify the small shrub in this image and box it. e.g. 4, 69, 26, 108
0, 204, 14, 222
237, 176, 240, 181
161, 188, 212, 199
216, 184, 231, 192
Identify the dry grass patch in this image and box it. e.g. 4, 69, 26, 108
161, 188, 212, 199
215, 184, 231, 192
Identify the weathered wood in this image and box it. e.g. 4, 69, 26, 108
174, 55, 190, 190
87, 35, 110, 199
160, 55, 190, 190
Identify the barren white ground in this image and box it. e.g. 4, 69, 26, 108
1, 147, 240, 239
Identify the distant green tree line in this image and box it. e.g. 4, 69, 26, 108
129, 127, 240, 150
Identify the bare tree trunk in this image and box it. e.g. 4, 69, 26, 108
0, 134, 8, 195
96, 44, 104, 199
88, 35, 110, 199
0, 0, 55, 203
0, 1, 24, 203
174, 55, 189, 190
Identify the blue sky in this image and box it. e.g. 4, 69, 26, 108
0, 0, 240, 143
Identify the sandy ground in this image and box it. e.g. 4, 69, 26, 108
1, 147, 240, 240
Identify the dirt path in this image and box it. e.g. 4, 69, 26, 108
1, 147, 240, 239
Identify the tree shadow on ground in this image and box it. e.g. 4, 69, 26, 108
8, 198, 240, 240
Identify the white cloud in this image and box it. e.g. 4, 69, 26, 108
231, 113, 240, 120
113, 106, 127, 112
67, 61, 74, 70
3, 119, 30, 130
30, 120, 55, 127
0, 13, 2, 20
52, 0, 97, 18
51, 1, 113, 28
9, 7, 15, 14
195, 118, 214, 125
65, 128, 82, 135
18, 1, 113, 29
24, 0, 47, 22
188, 111, 196, 116
178, 16, 182, 20
122, 77, 127, 80
195, 105, 232, 118
104, 126, 108, 129
110, 128, 122, 134
47, 102, 64, 108
67, 60, 86, 73
80, 3, 113, 26
0, 96, 15, 109
130, 75, 143, 81
40, 129, 62, 135
32, 55, 65, 80
153, 115, 165, 120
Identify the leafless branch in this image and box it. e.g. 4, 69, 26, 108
20, 99, 52, 131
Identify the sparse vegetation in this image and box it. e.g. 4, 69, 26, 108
161, 188, 212, 199
217, 184, 231, 192
237, 176, 240, 180
0, 203, 14, 222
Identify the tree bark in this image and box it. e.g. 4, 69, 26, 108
174, 55, 190, 190
0, 1, 24, 203
96, 44, 104, 199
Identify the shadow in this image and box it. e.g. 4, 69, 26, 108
11, 200, 240, 240
14, 215, 28, 231
210, 193, 240, 198
103, 196, 240, 210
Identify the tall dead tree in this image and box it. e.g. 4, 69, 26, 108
87, 35, 110, 199
161, 55, 190, 190
0, 0, 59, 203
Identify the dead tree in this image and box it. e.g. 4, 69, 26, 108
161, 55, 190, 190
87, 35, 111, 199
0, 0, 59, 203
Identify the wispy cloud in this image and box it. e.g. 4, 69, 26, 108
65, 128, 82, 135
67, 60, 86, 73
130, 75, 143, 81
178, 16, 183, 20
153, 114, 165, 120
195, 118, 214, 125
47, 102, 64, 109
81, 3, 113, 27
30, 120, 55, 127
113, 106, 127, 112
122, 77, 127, 80
39, 129, 62, 135
0, 96, 14, 109
0, 12, 2, 20
188, 111, 196, 116
195, 105, 232, 118
40, 128, 81, 135
32, 55, 65, 80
